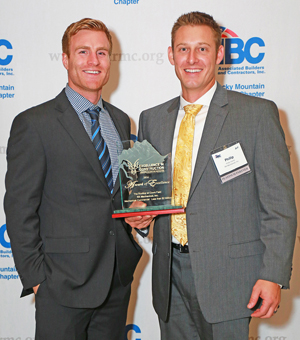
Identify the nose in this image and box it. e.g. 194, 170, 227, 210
87, 52, 100, 65
187, 49, 198, 64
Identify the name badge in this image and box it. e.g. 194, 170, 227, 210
211, 142, 251, 184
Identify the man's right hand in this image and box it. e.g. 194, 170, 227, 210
125, 201, 156, 229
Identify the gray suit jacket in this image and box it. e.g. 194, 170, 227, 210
138, 83, 297, 323
4, 90, 142, 308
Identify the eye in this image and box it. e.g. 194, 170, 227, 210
97, 51, 107, 56
200, 47, 206, 52
78, 50, 87, 54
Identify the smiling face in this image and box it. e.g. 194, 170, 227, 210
168, 25, 224, 103
62, 29, 111, 104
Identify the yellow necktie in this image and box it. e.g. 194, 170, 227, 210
171, 104, 203, 246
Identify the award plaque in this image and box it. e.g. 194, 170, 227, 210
112, 140, 184, 218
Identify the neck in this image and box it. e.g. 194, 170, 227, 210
67, 84, 102, 105
182, 80, 215, 103
85, 93, 101, 105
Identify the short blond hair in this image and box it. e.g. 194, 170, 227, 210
171, 12, 221, 52
62, 18, 113, 56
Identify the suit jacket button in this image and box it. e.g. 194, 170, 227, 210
109, 230, 115, 236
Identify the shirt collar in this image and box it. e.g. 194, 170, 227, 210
180, 81, 217, 109
65, 84, 104, 113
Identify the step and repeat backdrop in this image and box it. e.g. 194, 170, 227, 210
1, 1, 299, 339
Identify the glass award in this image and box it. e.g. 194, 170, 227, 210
112, 140, 184, 218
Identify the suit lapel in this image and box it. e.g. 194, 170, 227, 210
189, 84, 229, 200
55, 91, 110, 192
159, 98, 179, 227
160, 97, 180, 156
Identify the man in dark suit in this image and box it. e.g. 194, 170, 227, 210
127, 12, 297, 339
4, 18, 142, 340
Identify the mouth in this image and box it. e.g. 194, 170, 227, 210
185, 69, 202, 73
84, 70, 101, 74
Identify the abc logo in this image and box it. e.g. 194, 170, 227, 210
0, 39, 13, 66
221, 37, 265, 65
0, 224, 11, 248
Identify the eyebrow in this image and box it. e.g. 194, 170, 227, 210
75, 46, 109, 51
176, 42, 211, 48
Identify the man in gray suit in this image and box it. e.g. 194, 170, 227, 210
4, 18, 142, 340
127, 11, 297, 339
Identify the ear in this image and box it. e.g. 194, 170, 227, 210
168, 46, 175, 66
62, 53, 69, 70
216, 45, 224, 65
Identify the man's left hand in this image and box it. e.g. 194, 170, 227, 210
247, 279, 281, 318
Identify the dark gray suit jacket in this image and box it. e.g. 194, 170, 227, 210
4, 90, 142, 308
138, 83, 297, 323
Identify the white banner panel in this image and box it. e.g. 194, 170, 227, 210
1, 1, 299, 339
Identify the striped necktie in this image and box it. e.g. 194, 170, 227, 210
86, 107, 114, 194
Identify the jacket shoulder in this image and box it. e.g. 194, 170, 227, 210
226, 88, 277, 109
142, 96, 179, 115
13, 90, 67, 123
